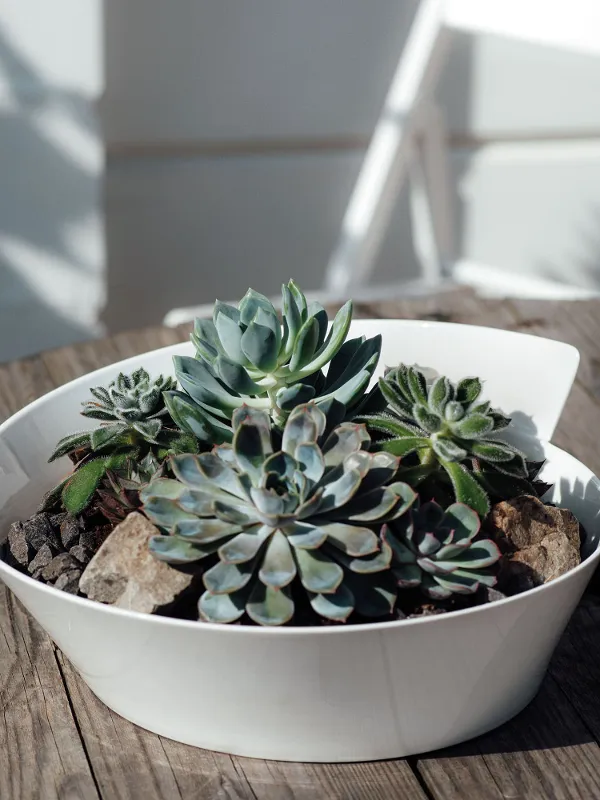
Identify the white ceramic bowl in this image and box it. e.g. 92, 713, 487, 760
1, 320, 599, 762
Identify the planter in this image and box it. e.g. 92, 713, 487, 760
1, 320, 598, 762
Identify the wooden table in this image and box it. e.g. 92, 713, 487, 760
3, 288, 600, 799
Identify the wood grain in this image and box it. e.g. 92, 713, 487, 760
0, 587, 99, 800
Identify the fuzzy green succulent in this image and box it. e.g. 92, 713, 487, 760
382, 500, 501, 599
142, 403, 416, 626
45, 369, 196, 516
360, 365, 533, 517
164, 281, 382, 444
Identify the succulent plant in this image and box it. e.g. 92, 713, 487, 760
45, 369, 196, 516
382, 500, 501, 599
164, 281, 382, 443
50, 369, 177, 459
95, 451, 165, 524
142, 403, 416, 626
360, 365, 531, 517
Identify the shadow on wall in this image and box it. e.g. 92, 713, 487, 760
0, 26, 102, 364
535, 207, 600, 292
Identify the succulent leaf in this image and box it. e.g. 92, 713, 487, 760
175, 283, 379, 441
143, 403, 414, 625
384, 500, 501, 599
361, 365, 535, 512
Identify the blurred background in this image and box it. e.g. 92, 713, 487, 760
2, 0, 600, 362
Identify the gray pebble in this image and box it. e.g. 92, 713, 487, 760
28, 544, 54, 575
41, 553, 78, 582
69, 544, 92, 565
54, 569, 82, 594
8, 522, 30, 567
60, 516, 81, 549
23, 513, 60, 551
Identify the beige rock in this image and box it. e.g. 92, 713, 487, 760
488, 495, 581, 592
79, 512, 192, 613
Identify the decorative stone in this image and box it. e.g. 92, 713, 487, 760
488, 495, 581, 593
28, 544, 54, 575
23, 513, 60, 551
8, 522, 30, 567
69, 544, 93, 565
60, 515, 81, 549
41, 553, 79, 582
54, 569, 82, 594
79, 512, 193, 613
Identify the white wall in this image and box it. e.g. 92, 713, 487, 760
0, 0, 104, 361
101, 1, 600, 331
3, 2, 600, 357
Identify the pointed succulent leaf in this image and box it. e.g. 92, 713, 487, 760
203, 557, 256, 594
293, 300, 353, 378
289, 316, 320, 374
451, 413, 494, 439
432, 437, 467, 462
288, 279, 308, 320
282, 403, 326, 455
317, 468, 362, 513
295, 442, 326, 483
309, 584, 355, 622
444, 401, 465, 422
163, 391, 233, 444
149, 535, 213, 563
62, 458, 109, 515
380, 437, 429, 457
282, 521, 327, 549
258, 530, 297, 588
456, 377, 482, 405
173, 356, 241, 413
280, 282, 303, 360
378, 375, 412, 416
413, 404, 442, 433
233, 418, 272, 482
393, 563, 423, 588
320, 422, 370, 466
241, 320, 279, 373
470, 441, 518, 463
218, 525, 270, 564
407, 367, 428, 405
428, 376, 452, 415
307, 300, 329, 350
441, 460, 490, 517
172, 518, 243, 544
440, 503, 480, 544
132, 418, 162, 442
246, 583, 294, 626
323, 522, 380, 556
198, 588, 249, 623
48, 431, 92, 462
275, 383, 316, 410
239, 288, 278, 327
215, 355, 262, 395
347, 571, 397, 617
325, 335, 381, 393
325, 337, 365, 388
294, 548, 344, 593
192, 318, 223, 363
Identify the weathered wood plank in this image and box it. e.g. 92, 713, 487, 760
0, 587, 99, 800
0, 356, 55, 424
550, 597, 600, 743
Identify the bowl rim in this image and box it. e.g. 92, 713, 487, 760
0, 320, 592, 638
